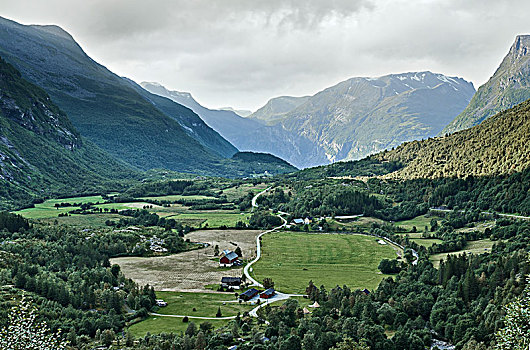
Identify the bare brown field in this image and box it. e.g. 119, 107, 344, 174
111, 229, 261, 292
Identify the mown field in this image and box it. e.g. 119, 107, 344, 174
14, 195, 105, 219
128, 291, 253, 337
252, 232, 400, 294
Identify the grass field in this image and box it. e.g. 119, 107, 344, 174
252, 232, 400, 293
129, 315, 229, 337
139, 195, 217, 201
154, 291, 251, 317
395, 215, 436, 232
128, 291, 253, 337
221, 183, 268, 202
330, 216, 386, 231
172, 212, 251, 228
14, 195, 105, 219
430, 239, 495, 268
410, 238, 443, 248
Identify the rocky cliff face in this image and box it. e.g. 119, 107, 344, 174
442, 35, 530, 134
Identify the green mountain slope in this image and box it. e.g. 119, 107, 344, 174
140, 82, 329, 168
378, 98, 530, 179
0, 57, 136, 209
0, 16, 237, 174
252, 72, 475, 163
248, 95, 310, 125
442, 35, 530, 134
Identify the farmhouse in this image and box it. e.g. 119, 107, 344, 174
260, 288, 276, 299
221, 276, 242, 289
219, 251, 239, 267
292, 218, 304, 225
239, 288, 259, 301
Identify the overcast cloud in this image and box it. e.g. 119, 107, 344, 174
1, 0, 529, 110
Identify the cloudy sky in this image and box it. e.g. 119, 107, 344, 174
1, 0, 529, 110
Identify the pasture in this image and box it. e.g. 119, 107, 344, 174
14, 195, 105, 219
430, 239, 495, 268
112, 230, 261, 292
252, 232, 400, 294
129, 316, 229, 337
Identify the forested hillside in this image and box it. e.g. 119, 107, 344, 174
379, 98, 530, 179
0, 57, 136, 209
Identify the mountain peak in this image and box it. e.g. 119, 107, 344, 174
442, 34, 530, 134
509, 35, 530, 60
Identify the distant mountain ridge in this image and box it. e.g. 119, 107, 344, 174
442, 35, 530, 134
140, 82, 330, 168
253, 71, 475, 163
248, 95, 310, 125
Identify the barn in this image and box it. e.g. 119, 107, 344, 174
219, 251, 239, 267
239, 288, 259, 301
221, 276, 242, 289
260, 288, 275, 299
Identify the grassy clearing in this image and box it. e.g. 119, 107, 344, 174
128, 316, 229, 337
430, 239, 495, 268
174, 212, 251, 228
128, 291, 253, 337
155, 291, 251, 317
395, 215, 435, 232
410, 238, 443, 248
221, 183, 268, 202
330, 216, 386, 231
139, 195, 217, 201
252, 232, 399, 294
37, 214, 124, 228
13, 195, 105, 219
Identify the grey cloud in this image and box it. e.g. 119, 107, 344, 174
0, 0, 529, 110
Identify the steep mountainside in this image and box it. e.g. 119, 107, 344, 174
0, 57, 136, 209
0, 16, 238, 174
248, 95, 310, 125
378, 98, 530, 179
141, 82, 329, 168
443, 35, 530, 134
257, 72, 475, 163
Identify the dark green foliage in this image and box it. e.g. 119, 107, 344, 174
378, 259, 401, 274
0, 211, 29, 232
0, 57, 137, 210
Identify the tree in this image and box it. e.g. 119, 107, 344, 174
216, 307, 222, 317
330, 338, 370, 350
263, 277, 275, 289
235, 246, 242, 257
214, 245, 219, 256
0, 297, 69, 350
101, 329, 115, 347
495, 275, 530, 349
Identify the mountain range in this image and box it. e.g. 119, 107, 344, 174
140, 82, 329, 168
251, 72, 475, 163
443, 35, 530, 134
0, 16, 296, 178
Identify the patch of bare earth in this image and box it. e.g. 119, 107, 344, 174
111, 229, 261, 292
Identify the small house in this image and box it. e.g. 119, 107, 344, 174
239, 288, 259, 301
308, 301, 320, 308
220, 251, 239, 267
260, 288, 276, 299
362, 288, 370, 295
221, 277, 242, 289
293, 218, 304, 225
